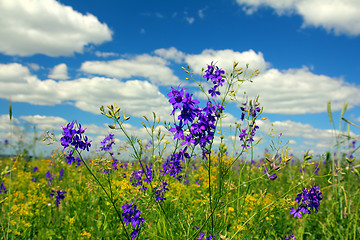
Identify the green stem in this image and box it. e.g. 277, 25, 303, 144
75, 150, 131, 240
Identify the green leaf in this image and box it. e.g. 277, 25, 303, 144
340, 102, 348, 118
342, 117, 360, 129
327, 101, 333, 123
9, 100, 12, 120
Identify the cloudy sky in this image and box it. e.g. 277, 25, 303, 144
1, 0, 360, 157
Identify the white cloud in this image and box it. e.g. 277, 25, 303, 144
0, 114, 19, 131
185, 49, 269, 74
240, 67, 360, 114
95, 51, 119, 58
27, 63, 42, 71
0, 0, 112, 56
198, 8, 207, 19
181, 48, 360, 114
185, 17, 195, 24
0, 63, 31, 83
80, 54, 181, 85
236, 0, 360, 36
48, 63, 69, 80
20, 115, 67, 130
257, 119, 338, 152
154, 47, 186, 63
0, 63, 173, 121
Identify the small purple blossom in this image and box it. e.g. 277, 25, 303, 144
58, 169, 64, 180
161, 148, 189, 182
203, 62, 225, 98
0, 182, 6, 194
99, 133, 115, 152
45, 171, 54, 184
60, 121, 91, 151
154, 180, 169, 203
290, 184, 323, 218
264, 167, 277, 180
64, 150, 81, 167
122, 202, 145, 239
130, 164, 154, 191
50, 189, 66, 207
284, 234, 296, 240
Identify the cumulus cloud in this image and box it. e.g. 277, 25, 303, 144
236, 0, 360, 36
0, 63, 173, 120
185, 49, 269, 74
154, 47, 186, 63
257, 119, 340, 152
0, 0, 112, 56
240, 67, 360, 114
80, 54, 180, 85
95, 51, 119, 58
182, 48, 360, 114
20, 115, 67, 130
48, 63, 69, 80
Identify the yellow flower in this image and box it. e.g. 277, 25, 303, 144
228, 207, 235, 213
80, 231, 92, 239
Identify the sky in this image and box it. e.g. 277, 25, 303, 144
1, 0, 360, 158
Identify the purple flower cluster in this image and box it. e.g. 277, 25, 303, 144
284, 234, 296, 240
264, 167, 277, 180
58, 168, 64, 180
197, 232, 215, 240
154, 180, 169, 203
50, 189, 66, 207
60, 121, 91, 168
203, 62, 225, 97
64, 150, 82, 167
239, 100, 261, 149
290, 184, 323, 218
99, 133, 115, 152
130, 164, 154, 191
161, 148, 189, 182
45, 171, 54, 184
168, 83, 223, 159
0, 182, 6, 194
122, 202, 145, 239
60, 121, 92, 151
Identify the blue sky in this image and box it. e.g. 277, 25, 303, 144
1, 0, 360, 157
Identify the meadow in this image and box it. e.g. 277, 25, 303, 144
1, 62, 359, 239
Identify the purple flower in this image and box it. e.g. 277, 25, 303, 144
197, 232, 215, 240
264, 167, 277, 180
60, 121, 91, 151
122, 202, 145, 239
154, 180, 169, 203
32, 166, 39, 173
64, 150, 81, 167
161, 148, 189, 182
284, 234, 296, 240
45, 171, 54, 184
290, 184, 323, 218
0, 182, 6, 194
169, 121, 185, 140
50, 189, 66, 207
58, 169, 64, 179
130, 164, 154, 191
203, 62, 225, 98
99, 133, 115, 152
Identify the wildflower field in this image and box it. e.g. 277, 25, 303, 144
1, 63, 359, 240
